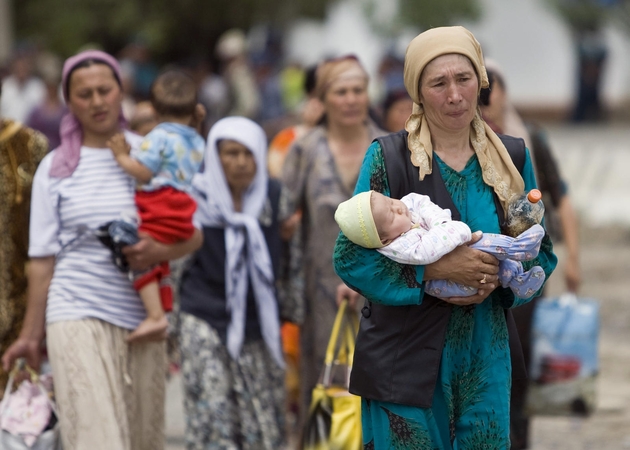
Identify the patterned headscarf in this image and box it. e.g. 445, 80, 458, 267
403, 26, 524, 212
191, 116, 284, 368
49, 50, 126, 178
314, 55, 369, 100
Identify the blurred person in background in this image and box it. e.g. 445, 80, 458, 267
571, 22, 608, 123
481, 59, 581, 294
281, 54, 384, 421
0, 47, 46, 122
266, 62, 324, 437
1, 49, 202, 450
481, 59, 581, 450
380, 88, 414, 133
26, 52, 66, 150
178, 117, 287, 449
118, 40, 159, 101
128, 100, 158, 136
188, 56, 230, 136
119, 62, 138, 121
0, 84, 49, 395
216, 28, 261, 119
253, 55, 286, 134
372, 52, 406, 108
280, 61, 306, 115
267, 64, 322, 178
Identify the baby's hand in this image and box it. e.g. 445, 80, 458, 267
107, 133, 131, 158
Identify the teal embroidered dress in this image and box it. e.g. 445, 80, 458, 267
333, 142, 557, 449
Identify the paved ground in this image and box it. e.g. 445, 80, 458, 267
165, 123, 630, 449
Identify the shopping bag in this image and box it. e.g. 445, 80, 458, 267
0, 359, 62, 450
526, 293, 599, 416
302, 300, 362, 450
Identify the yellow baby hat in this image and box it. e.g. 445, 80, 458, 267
334, 190, 384, 249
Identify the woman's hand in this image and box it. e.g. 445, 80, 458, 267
280, 211, 301, 241
2, 337, 43, 373
564, 254, 581, 294
336, 283, 361, 310
122, 229, 203, 271
123, 233, 167, 271
424, 232, 500, 289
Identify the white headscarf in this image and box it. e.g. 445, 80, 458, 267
192, 116, 284, 368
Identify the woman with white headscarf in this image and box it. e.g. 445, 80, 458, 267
333, 27, 557, 448
178, 116, 286, 449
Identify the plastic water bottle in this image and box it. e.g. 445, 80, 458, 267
505, 189, 545, 237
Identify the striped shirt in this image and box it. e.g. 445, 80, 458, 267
29, 132, 146, 330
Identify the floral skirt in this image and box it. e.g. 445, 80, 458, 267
179, 312, 286, 450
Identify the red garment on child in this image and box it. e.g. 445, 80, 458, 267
133, 186, 196, 312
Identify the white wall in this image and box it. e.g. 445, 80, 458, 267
284, 1, 387, 78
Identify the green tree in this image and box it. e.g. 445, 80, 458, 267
13, 0, 329, 61
397, 0, 481, 29
13, 0, 482, 62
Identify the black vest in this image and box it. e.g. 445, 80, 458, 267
349, 131, 527, 408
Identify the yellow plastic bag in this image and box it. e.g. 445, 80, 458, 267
302, 300, 362, 450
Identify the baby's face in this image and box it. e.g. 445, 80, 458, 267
371, 193, 412, 242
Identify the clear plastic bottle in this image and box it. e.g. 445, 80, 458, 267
505, 189, 545, 237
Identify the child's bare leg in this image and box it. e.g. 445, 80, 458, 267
127, 281, 168, 343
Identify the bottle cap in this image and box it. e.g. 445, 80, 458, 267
527, 189, 542, 203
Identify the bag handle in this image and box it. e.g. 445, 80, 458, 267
322, 299, 358, 387
324, 299, 348, 366
0, 358, 59, 418
542, 293, 578, 340
557, 292, 578, 307
333, 313, 357, 367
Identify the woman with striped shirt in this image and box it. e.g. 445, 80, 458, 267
1, 50, 202, 450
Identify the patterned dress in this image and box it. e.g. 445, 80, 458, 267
0, 119, 47, 393
334, 142, 557, 449
281, 124, 384, 417
179, 313, 286, 450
